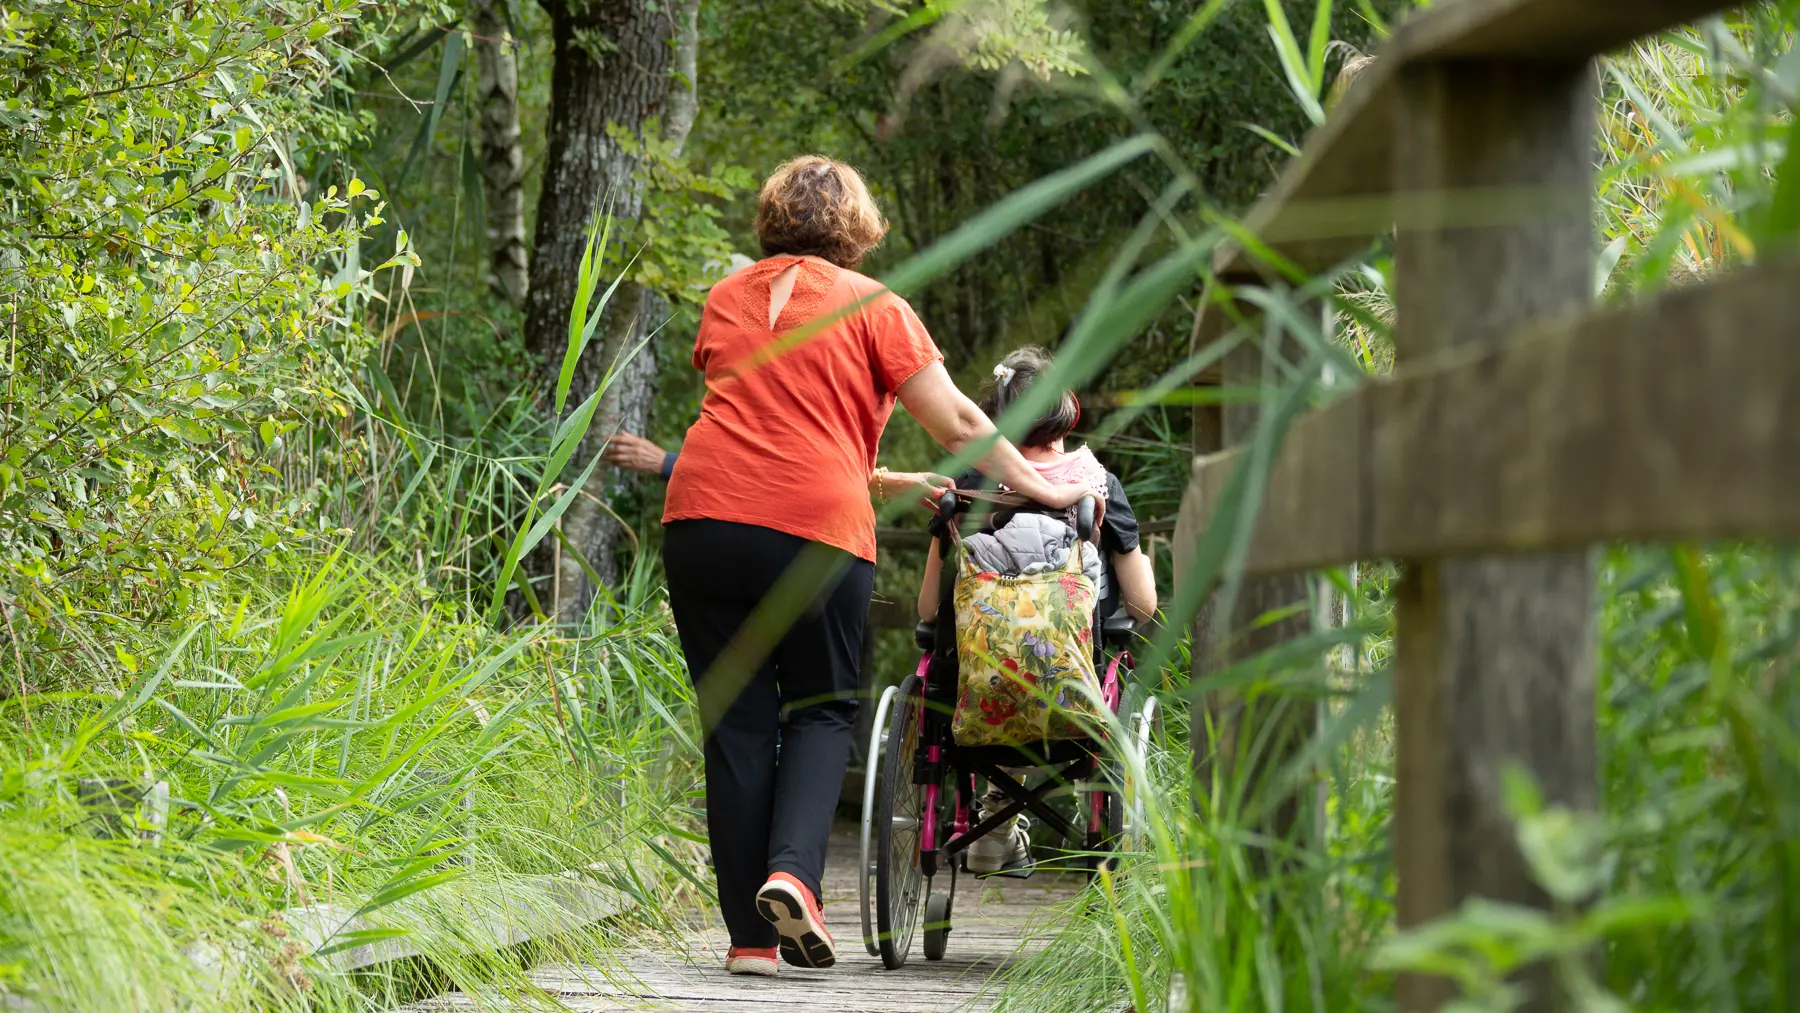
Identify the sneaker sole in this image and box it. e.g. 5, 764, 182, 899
966, 839, 1031, 874
726, 957, 779, 977
755, 880, 837, 968
965, 848, 1007, 874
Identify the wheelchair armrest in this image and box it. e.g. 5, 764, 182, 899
915, 620, 937, 652
1102, 608, 1137, 647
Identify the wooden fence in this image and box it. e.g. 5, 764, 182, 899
1171, 1, 1791, 1010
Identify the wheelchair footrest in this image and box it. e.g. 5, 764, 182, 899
966, 855, 1036, 879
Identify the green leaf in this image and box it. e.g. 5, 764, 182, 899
396, 29, 465, 193
556, 207, 615, 413
1501, 763, 1545, 819
314, 926, 412, 958
1670, 546, 1721, 661
360, 868, 468, 915
520, 450, 607, 561
1263, 0, 1326, 125
1761, 118, 1800, 248
1579, 895, 1704, 937
1238, 121, 1301, 158
1306, 0, 1334, 93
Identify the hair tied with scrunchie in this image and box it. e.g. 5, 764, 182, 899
992, 363, 1016, 386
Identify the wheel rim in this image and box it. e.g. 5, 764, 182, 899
1125, 695, 1157, 847
876, 675, 928, 966
860, 684, 901, 957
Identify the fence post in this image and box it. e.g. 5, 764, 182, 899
1391, 59, 1599, 1012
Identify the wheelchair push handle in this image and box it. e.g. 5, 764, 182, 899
1075, 494, 1096, 542
929, 486, 1101, 535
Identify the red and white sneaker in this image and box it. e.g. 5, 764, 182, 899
755, 872, 837, 968
725, 945, 779, 976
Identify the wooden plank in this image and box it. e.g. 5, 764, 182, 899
1391, 55, 1598, 1013
184, 867, 634, 986
396, 825, 1082, 1013
1215, 0, 1736, 278
295, 867, 632, 973
1175, 254, 1800, 574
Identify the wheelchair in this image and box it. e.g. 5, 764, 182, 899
856, 490, 1159, 970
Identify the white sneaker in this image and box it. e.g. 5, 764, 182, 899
966, 814, 1031, 873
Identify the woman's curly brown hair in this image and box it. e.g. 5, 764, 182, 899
755, 156, 889, 268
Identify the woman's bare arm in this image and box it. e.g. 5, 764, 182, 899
896, 362, 1088, 509
918, 537, 944, 620
1111, 548, 1158, 624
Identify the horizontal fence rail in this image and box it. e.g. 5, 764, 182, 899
1178, 255, 1800, 576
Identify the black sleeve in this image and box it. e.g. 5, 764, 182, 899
1100, 472, 1139, 555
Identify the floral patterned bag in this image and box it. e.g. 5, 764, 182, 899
950, 537, 1102, 747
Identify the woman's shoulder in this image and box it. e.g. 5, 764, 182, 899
834, 267, 912, 312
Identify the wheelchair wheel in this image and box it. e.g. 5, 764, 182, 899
858, 683, 903, 958
1124, 690, 1159, 850
922, 890, 952, 961
875, 673, 928, 969
1088, 687, 1157, 877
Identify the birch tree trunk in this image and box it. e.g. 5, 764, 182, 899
524, 0, 699, 622
470, 0, 529, 306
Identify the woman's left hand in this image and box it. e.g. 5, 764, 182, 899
878, 470, 956, 510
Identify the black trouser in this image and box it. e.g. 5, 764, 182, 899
663, 519, 872, 948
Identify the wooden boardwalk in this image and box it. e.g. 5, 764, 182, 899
400, 825, 1082, 1013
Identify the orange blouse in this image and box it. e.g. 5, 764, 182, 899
663, 257, 943, 562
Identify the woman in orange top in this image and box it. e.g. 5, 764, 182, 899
662, 156, 1087, 977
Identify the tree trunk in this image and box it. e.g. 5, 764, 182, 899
524, 0, 699, 622
471, 0, 529, 306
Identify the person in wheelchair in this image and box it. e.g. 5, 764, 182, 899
915, 346, 1158, 873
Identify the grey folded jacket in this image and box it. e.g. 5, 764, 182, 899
964, 512, 1105, 597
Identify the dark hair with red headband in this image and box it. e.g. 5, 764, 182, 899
977, 346, 1081, 449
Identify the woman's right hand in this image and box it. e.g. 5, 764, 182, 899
1034, 482, 1094, 510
